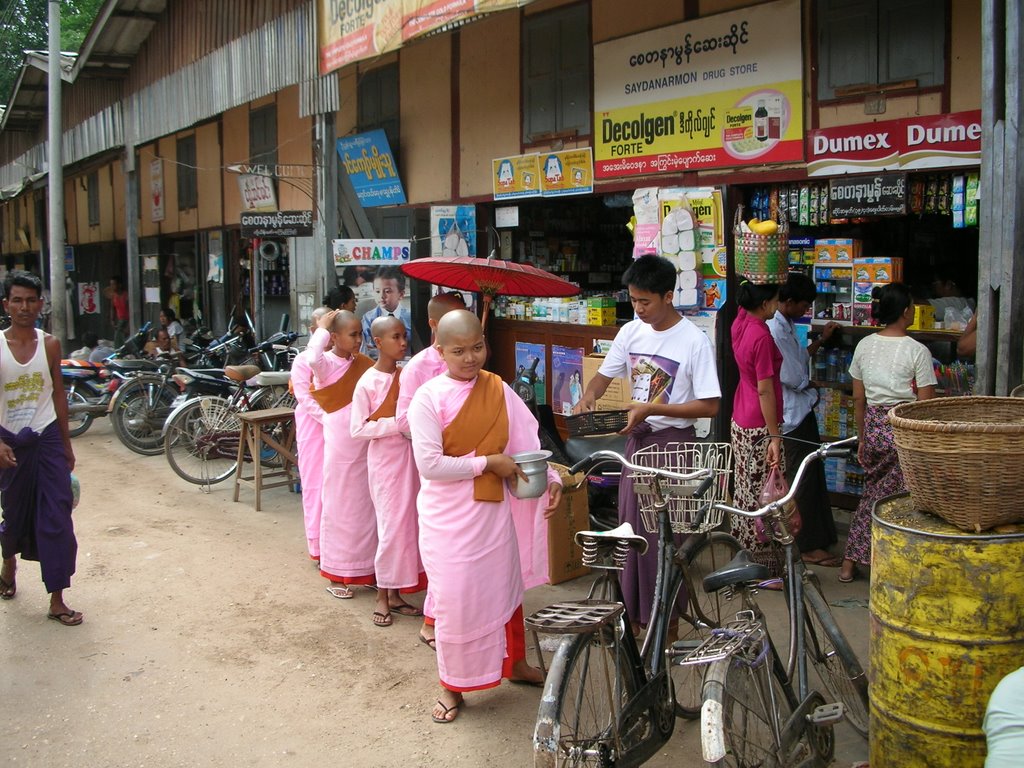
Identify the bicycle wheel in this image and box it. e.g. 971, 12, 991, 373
673, 532, 742, 719
163, 397, 241, 485
701, 647, 792, 767
65, 385, 93, 438
803, 580, 870, 739
111, 378, 178, 455
534, 627, 641, 768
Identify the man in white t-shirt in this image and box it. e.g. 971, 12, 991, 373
575, 255, 721, 626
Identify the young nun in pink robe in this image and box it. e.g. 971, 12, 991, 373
351, 316, 426, 627
395, 292, 466, 648
408, 310, 562, 725
291, 306, 328, 561
307, 309, 376, 596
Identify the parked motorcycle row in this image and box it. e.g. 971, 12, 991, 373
63, 315, 300, 484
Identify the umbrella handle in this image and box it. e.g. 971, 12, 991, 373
481, 293, 493, 332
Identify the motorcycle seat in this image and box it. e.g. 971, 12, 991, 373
252, 371, 291, 387
225, 365, 262, 382
108, 359, 158, 372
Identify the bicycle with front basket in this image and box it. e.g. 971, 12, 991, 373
529, 443, 739, 767
678, 435, 869, 767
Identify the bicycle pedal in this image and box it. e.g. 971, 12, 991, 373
808, 702, 844, 725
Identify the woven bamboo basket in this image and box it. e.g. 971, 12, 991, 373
733, 205, 790, 285
889, 397, 1024, 532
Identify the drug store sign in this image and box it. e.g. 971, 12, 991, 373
593, 0, 803, 179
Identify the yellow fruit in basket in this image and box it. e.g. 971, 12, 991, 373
751, 219, 779, 235
748, 218, 761, 230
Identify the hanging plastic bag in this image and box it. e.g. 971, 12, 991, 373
754, 466, 802, 543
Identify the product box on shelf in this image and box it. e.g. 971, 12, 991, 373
587, 307, 617, 326
814, 238, 862, 263
853, 257, 903, 283
582, 355, 632, 411
908, 304, 935, 330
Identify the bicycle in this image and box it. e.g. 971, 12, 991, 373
528, 444, 738, 767
161, 366, 294, 487
679, 435, 869, 767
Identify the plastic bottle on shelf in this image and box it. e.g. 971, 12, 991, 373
827, 349, 839, 382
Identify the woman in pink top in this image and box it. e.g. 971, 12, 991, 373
730, 279, 784, 576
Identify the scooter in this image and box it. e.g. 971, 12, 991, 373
63, 323, 157, 437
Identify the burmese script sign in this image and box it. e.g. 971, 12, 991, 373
829, 174, 907, 219
240, 211, 314, 238
593, 0, 803, 178
806, 110, 982, 176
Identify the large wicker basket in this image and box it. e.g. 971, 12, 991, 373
889, 397, 1024, 532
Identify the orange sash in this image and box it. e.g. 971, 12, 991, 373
441, 370, 509, 502
309, 353, 374, 413
367, 368, 402, 422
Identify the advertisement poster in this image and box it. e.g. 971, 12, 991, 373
318, 0, 402, 75
514, 342, 547, 406
539, 148, 594, 197
78, 282, 100, 315
551, 345, 584, 416
492, 154, 542, 200
593, 0, 803, 178
333, 239, 412, 268
806, 110, 982, 176
336, 130, 407, 207
430, 206, 477, 258
150, 158, 165, 222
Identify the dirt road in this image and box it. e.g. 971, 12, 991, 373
2, 420, 869, 767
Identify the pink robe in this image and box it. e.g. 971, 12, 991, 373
308, 328, 376, 583
408, 374, 559, 689
291, 350, 324, 560
396, 345, 447, 618
350, 367, 424, 591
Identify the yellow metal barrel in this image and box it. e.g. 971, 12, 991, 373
870, 494, 1024, 767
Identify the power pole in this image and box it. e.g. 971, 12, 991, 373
47, 0, 67, 346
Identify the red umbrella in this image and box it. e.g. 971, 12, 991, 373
401, 255, 580, 327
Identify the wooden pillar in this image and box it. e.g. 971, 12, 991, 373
978, 0, 1024, 395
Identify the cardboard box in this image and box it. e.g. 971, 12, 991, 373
814, 238, 862, 262
583, 355, 633, 411
908, 304, 935, 330
586, 308, 616, 326
853, 257, 903, 283
547, 464, 590, 585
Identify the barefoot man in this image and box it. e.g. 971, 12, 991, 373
407, 310, 562, 724
0, 271, 82, 625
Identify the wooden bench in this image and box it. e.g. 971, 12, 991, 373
232, 407, 297, 511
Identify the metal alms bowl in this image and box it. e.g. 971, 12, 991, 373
507, 450, 552, 499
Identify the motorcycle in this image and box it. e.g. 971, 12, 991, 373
63, 323, 157, 437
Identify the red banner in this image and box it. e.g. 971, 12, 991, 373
807, 111, 981, 176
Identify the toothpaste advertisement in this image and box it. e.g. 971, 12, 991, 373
592, 0, 803, 178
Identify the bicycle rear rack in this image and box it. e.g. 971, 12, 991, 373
671, 615, 765, 667
526, 599, 625, 635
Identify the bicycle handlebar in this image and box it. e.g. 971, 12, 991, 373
713, 436, 858, 520
569, 449, 713, 487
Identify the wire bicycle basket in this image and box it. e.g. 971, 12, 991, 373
630, 442, 732, 534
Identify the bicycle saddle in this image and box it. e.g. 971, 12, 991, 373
252, 371, 291, 387
225, 365, 261, 382
564, 434, 628, 466
703, 550, 771, 594
574, 522, 649, 556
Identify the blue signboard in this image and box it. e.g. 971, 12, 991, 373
336, 130, 407, 207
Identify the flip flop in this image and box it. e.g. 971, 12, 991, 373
47, 610, 84, 626
0, 574, 15, 600
431, 698, 460, 724
802, 554, 843, 567
372, 611, 393, 627
838, 573, 856, 584
509, 677, 544, 688
326, 585, 354, 599
389, 602, 423, 617
419, 633, 436, 652
757, 578, 785, 591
